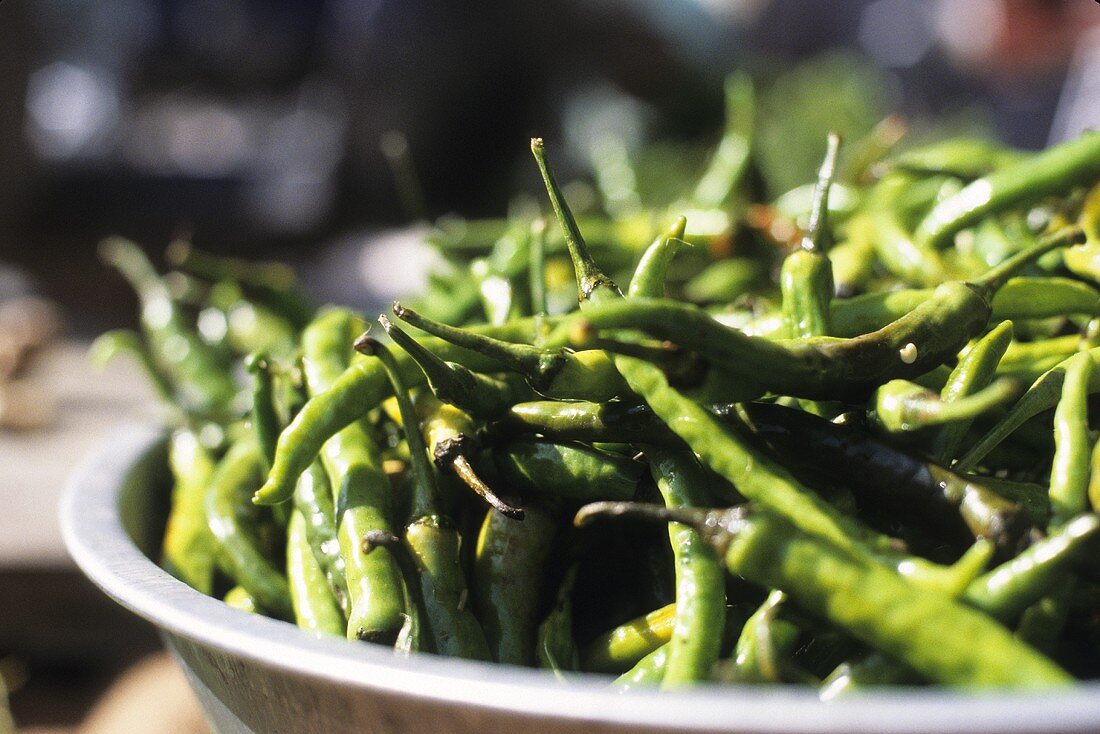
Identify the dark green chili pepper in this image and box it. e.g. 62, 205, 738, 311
792, 277, 1097, 342
932, 320, 1015, 463
472, 502, 557, 665
358, 333, 491, 660
577, 502, 1072, 687
162, 429, 218, 594
300, 308, 405, 643
913, 131, 1100, 249
1049, 351, 1094, 527
205, 438, 292, 619
392, 302, 628, 402
245, 352, 280, 471
736, 400, 1027, 551
287, 509, 345, 636
492, 439, 643, 503
488, 400, 677, 445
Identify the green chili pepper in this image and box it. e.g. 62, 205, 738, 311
732, 590, 802, 683
472, 503, 557, 665
287, 509, 346, 636
581, 603, 677, 674
932, 320, 1015, 462
492, 439, 643, 503
300, 308, 405, 643
292, 459, 348, 611
223, 585, 259, 613
890, 138, 1023, 180
536, 565, 580, 678
913, 132, 1100, 249
871, 377, 1020, 434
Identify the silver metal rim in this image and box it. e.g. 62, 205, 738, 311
60, 422, 1100, 733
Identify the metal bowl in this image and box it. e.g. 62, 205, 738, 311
61, 423, 1100, 734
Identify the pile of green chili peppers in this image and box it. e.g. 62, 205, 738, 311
95, 74, 1100, 695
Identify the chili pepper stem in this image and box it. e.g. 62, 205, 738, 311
452, 455, 525, 521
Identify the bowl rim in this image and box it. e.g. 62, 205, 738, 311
60, 422, 1100, 733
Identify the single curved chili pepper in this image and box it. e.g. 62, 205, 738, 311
287, 509, 346, 636
253, 314, 550, 505
580, 602, 677, 674
362, 529, 425, 656
299, 308, 405, 643
932, 320, 1015, 463
868, 209, 948, 288
779, 132, 840, 340
486, 400, 677, 446
162, 428, 218, 594
1049, 351, 1095, 527
627, 217, 687, 300
473, 502, 558, 665
358, 333, 491, 660
536, 565, 580, 678
647, 449, 726, 688
576, 502, 1072, 688
205, 438, 293, 620
245, 352, 280, 471
735, 400, 1028, 550
100, 237, 237, 418
392, 302, 628, 402
491, 439, 643, 503
913, 131, 1100, 249
732, 590, 803, 684
870, 377, 1020, 435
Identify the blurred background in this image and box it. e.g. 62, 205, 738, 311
0, 0, 1096, 731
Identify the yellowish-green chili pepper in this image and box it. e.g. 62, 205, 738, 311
581, 602, 677, 674
286, 509, 345, 636
162, 428, 218, 594
1049, 351, 1095, 527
